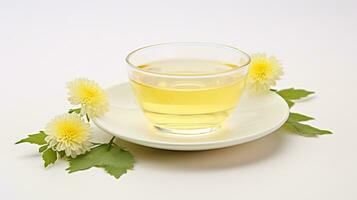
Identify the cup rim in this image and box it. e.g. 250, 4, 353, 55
125, 42, 251, 78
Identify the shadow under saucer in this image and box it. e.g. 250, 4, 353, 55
110, 128, 287, 171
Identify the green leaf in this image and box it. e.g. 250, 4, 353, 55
285, 99, 295, 108
42, 148, 57, 167
67, 144, 134, 179
39, 145, 48, 153
68, 108, 81, 114
58, 151, 66, 158
15, 131, 47, 145
104, 166, 129, 179
288, 112, 314, 122
286, 122, 332, 137
277, 88, 314, 100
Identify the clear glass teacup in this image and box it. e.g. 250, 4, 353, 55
126, 43, 250, 135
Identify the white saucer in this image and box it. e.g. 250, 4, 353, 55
93, 83, 289, 151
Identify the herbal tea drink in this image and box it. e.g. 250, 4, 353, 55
130, 59, 246, 130
126, 43, 250, 135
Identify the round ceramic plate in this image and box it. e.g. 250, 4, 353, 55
93, 83, 289, 151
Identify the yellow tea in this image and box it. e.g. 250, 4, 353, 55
129, 59, 246, 131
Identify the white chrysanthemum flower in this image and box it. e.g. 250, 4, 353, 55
45, 113, 92, 158
246, 53, 283, 93
67, 78, 108, 117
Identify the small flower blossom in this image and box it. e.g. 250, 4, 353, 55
67, 78, 108, 117
246, 53, 283, 93
45, 113, 92, 158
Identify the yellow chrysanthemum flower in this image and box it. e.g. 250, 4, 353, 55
246, 53, 283, 92
45, 113, 92, 158
67, 78, 108, 117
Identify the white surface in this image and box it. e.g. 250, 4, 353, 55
93, 83, 289, 150
1, 0, 356, 199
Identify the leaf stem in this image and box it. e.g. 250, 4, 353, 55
86, 114, 90, 122
107, 136, 116, 151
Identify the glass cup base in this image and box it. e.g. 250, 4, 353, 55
154, 125, 218, 135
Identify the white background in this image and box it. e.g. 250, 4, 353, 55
1, 0, 357, 199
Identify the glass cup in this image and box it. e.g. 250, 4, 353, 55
126, 42, 250, 135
